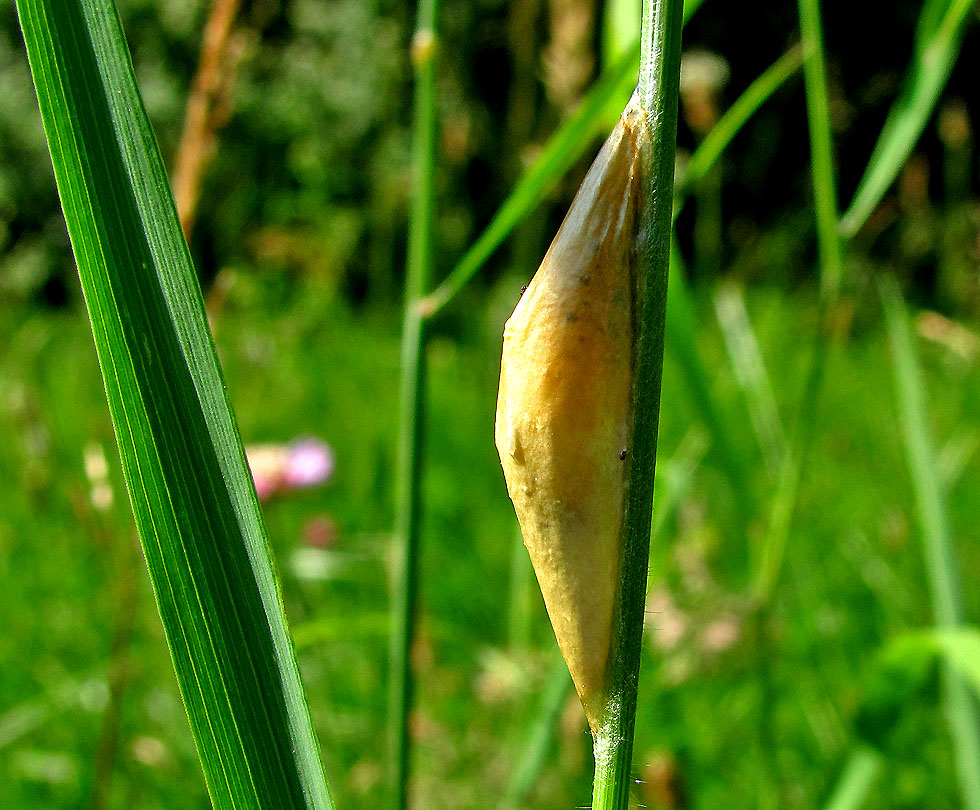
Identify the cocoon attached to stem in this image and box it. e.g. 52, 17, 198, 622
495, 98, 651, 733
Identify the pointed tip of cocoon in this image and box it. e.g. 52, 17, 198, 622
495, 107, 648, 733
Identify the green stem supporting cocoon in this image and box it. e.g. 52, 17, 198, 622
592, 0, 683, 807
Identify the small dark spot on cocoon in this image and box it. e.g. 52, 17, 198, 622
620, 448, 628, 460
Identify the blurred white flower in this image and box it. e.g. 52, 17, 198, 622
83, 442, 114, 511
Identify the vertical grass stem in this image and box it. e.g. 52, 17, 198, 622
387, 3, 439, 809
797, 0, 841, 300
592, 0, 683, 807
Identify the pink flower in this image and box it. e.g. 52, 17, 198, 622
246, 437, 334, 501
283, 438, 334, 488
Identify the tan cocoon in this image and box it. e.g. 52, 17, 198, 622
495, 108, 646, 731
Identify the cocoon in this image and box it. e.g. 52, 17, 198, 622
495, 103, 648, 731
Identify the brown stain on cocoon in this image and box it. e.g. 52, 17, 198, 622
495, 106, 647, 732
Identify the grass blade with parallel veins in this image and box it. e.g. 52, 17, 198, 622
840, 0, 976, 235
16, 2, 334, 808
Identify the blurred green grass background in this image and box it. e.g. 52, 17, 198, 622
2, 0, 980, 808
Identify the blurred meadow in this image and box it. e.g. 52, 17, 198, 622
2, 0, 980, 808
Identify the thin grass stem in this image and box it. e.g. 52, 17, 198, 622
387, 2, 439, 809
797, 0, 842, 299
840, 0, 975, 235
591, 0, 683, 807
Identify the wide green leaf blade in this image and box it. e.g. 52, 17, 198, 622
840, 0, 975, 235
16, 2, 334, 809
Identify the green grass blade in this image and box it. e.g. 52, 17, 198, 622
880, 279, 963, 627
420, 47, 637, 317
16, 3, 333, 809
678, 44, 803, 209
754, 0, 844, 601
880, 276, 980, 810
840, 0, 975, 236
797, 0, 843, 297
499, 655, 572, 810
603, 0, 640, 67
420, 0, 703, 318
752, 323, 833, 602
820, 747, 882, 810
916, 0, 956, 49
668, 240, 754, 521
713, 282, 788, 474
